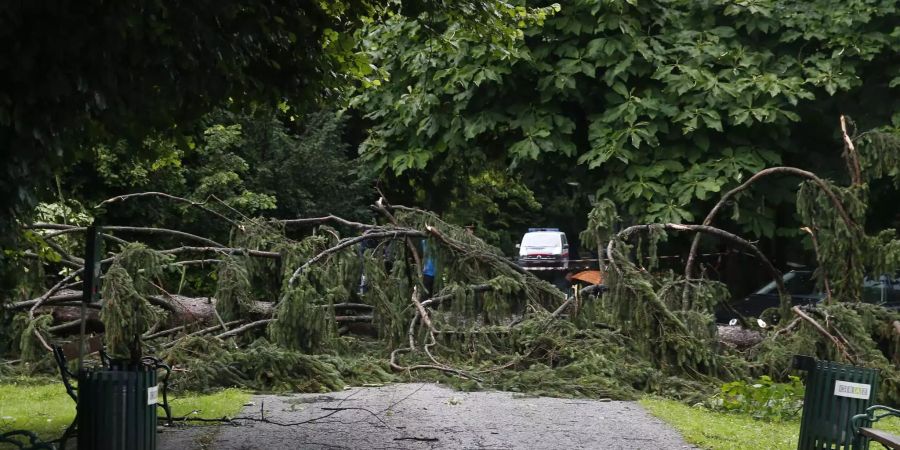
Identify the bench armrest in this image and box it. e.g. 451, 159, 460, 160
852, 405, 900, 435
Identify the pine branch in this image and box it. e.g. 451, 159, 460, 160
618, 223, 786, 302
279, 215, 379, 230
161, 246, 280, 259
608, 223, 785, 333
373, 196, 424, 278
791, 306, 855, 363
285, 228, 427, 288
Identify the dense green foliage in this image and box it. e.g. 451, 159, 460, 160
355, 0, 900, 240
712, 375, 805, 421
0, 0, 372, 242
62, 109, 371, 230
0, 0, 549, 296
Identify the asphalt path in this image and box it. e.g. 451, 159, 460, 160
158, 383, 695, 450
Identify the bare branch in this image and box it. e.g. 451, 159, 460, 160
684, 166, 856, 280
95, 192, 237, 226
169, 259, 224, 267
41, 238, 84, 265
551, 297, 575, 317
7, 291, 83, 310
44, 301, 102, 310
388, 347, 480, 381
145, 324, 188, 340
279, 215, 379, 230
329, 302, 375, 310
840, 115, 863, 186
161, 320, 245, 348
214, 319, 274, 339
21, 251, 81, 269
334, 315, 374, 323
161, 246, 280, 259
410, 287, 435, 333
48, 319, 93, 334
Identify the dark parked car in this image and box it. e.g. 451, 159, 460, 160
718, 270, 900, 324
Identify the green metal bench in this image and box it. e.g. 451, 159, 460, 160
852, 406, 900, 449
793, 355, 880, 450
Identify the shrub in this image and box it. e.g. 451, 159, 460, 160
709, 376, 804, 421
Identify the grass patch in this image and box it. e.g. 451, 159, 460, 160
0, 376, 249, 443
641, 397, 900, 450
167, 388, 251, 419
0, 376, 77, 442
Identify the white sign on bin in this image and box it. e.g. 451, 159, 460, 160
833, 380, 871, 400
147, 385, 159, 406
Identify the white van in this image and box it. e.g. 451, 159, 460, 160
517, 228, 569, 268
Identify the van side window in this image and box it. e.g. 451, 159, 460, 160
561, 234, 568, 247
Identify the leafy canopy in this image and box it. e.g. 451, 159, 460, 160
354, 0, 900, 235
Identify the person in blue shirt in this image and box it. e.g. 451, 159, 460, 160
421, 240, 436, 294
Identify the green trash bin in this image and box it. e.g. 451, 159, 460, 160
794, 355, 879, 450
77, 363, 158, 450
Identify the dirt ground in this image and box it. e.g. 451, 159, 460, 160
158, 383, 695, 449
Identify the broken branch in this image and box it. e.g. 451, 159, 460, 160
791, 306, 855, 363
685, 166, 857, 280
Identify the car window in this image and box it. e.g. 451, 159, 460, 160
862, 275, 900, 304
784, 271, 816, 295
753, 279, 779, 295
753, 271, 817, 296
561, 234, 568, 246
862, 276, 888, 304
889, 278, 900, 303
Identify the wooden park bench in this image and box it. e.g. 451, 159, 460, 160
852, 406, 900, 449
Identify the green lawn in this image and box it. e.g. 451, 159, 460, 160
0, 376, 249, 443
0, 377, 76, 442
641, 397, 900, 450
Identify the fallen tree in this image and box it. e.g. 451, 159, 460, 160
2, 116, 898, 404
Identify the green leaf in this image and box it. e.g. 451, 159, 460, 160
509, 138, 541, 160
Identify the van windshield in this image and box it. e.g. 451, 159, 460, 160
522, 233, 560, 247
